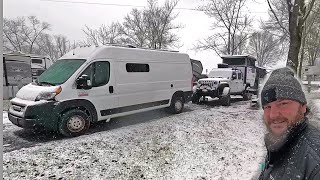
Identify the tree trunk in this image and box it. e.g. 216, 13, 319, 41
286, 0, 301, 72
298, 28, 306, 78
287, 0, 305, 72
227, 29, 231, 55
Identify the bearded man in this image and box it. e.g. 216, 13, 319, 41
258, 67, 320, 180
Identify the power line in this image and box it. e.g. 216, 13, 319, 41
40, 0, 268, 13
40, 0, 200, 11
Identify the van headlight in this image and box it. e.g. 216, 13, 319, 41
35, 86, 62, 101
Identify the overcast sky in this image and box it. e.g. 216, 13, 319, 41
4, 0, 271, 72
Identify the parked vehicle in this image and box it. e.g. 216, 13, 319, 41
192, 55, 261, 105
190, 59, 203, 82
8, 45, 193, 137
3, 52, 33, 99
30, 55, 53, 82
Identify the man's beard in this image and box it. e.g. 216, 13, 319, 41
264, 111, 305, 152
264, 129, 290, 152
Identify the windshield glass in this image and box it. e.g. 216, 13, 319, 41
38, 59, 85, 85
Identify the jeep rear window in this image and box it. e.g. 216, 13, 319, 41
38, 59, 85, 85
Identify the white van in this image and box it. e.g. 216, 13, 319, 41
8, 45, 193, 137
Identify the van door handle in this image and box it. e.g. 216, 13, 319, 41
109, 86, 114, 94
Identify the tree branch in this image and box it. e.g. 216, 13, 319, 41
267, 0, 290, 35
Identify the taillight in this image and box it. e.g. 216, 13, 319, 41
192, 76, 196, 89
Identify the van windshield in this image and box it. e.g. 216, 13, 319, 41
38, 59, 85, 85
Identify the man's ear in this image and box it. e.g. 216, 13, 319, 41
301, 104, 307, 114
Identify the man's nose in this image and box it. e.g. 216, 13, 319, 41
269, 105, 280, 120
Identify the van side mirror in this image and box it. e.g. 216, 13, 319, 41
76, 74, 92, 90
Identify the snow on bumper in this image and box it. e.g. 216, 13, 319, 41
8, 98, 59, 131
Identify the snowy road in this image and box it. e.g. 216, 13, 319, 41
2, 98, 270, 179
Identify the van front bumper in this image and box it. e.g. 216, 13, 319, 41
8, 100, 59, 131
8, 113, 38, 129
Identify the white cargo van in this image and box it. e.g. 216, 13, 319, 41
8, 45, 193, 137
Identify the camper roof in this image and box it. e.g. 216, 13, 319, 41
221, 55, 257, 61
60, 45, 189, 62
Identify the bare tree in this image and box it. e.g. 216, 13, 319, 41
121, 0, 181, 49
82, 22, 123, 46
267, 0, 316, 72
246, 30, 283, 67
145, 0, 180, 49
3, 17, 29, 52
196, 0, 252, 56
3, 16, 76, 61
35, 33, 73, 61
304, 1, 320, 67
121, 8, 148, 47
3, 16, 51, 54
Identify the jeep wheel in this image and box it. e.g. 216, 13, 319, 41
220, 94, 231, 106
59, 109, 90, 137
192, 94, 200, 104
170, 96, 184, 114
242, 87, 251, 101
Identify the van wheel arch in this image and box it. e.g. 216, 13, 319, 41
218, 84, 229, 96
56, 100, 98, 123
171, 91, 185, 103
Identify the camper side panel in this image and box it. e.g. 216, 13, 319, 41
116, 60, 192, 108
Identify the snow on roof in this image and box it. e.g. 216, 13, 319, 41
60, 45, 189, 62
221, 55, 257, 60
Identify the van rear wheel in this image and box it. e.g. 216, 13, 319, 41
59, 109, 90, 137
170, 96, 184, 114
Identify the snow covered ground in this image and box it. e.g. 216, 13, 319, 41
2, 88, 319, 180
3, 100, 266, 180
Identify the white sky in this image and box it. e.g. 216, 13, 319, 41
4, 0, 270, 73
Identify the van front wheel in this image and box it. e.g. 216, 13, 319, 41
170, 96, 184, 114
59, 109, 90, 137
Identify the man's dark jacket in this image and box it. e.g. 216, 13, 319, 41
258, 119, 320, 180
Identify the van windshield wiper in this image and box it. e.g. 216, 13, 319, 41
38, 81, 55, 86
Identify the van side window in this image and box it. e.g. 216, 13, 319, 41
80, 61, 110, 87
94, 61, 110, 87
126, 63, 150, 72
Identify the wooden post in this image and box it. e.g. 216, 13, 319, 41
307, 75, 311, 93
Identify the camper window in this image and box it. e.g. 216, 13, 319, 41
126, 63, 150, 72
32, 59, 43, 64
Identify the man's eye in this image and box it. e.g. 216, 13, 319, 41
264, 106, 271, 109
